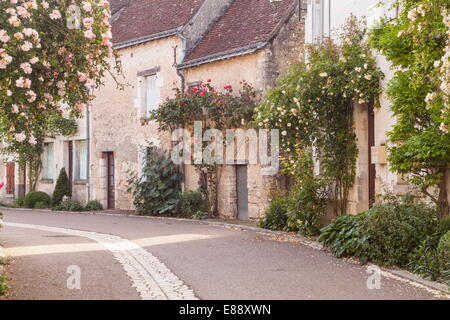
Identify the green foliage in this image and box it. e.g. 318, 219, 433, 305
369, 0, 450, 216
126, 143, 182, 216
0, 271, 8, 297
362, 195, 439, 266
150, 81, 259, 216
52, 168, 71, 207
0, 0, 122, 150
407, 239, 442, 281
319, 213, 370, 261
255, 17, 383, 217
23, 191, 51, 209
34, 201, 49, 209
179, 190, 209, 218
438, 231, 450, 283
53, 200, 84, 212
150, 81, 259, 131
258, 196, 293, 232
47, 116, 79, 137
16, 197, 24, 208
84, 200, 103, 212
286, 150, 329, 236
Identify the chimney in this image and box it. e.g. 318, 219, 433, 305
180, 0, 235, 57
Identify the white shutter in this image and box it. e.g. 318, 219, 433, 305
44, 142, 54, 180
145, 75, 158, 117
78, 140, 87, 180
312, 0, 324, 42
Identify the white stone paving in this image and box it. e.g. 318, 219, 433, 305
3, 222, 198, 300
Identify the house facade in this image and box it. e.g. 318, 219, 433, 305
88, 0, 306, 218
2, 0, 447, 218
0, 110, 89, 204
305, 0, 450, 214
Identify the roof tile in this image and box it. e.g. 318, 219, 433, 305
111, 0, 205, 44
185, 0, 294, 62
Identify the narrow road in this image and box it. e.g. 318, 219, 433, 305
0, 208, 447, 300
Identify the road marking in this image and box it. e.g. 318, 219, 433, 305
3, 222, 198, 300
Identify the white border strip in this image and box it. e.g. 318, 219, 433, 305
3, 222, 198, 300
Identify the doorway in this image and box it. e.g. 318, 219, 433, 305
236, 165, 249, 220
106, 152, 115, 209
368, 104, 376, 207
6, 162, 15, 195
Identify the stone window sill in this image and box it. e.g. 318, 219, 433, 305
40, 179, 54, 184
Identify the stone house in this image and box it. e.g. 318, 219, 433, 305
87, 0, 306, 218
305, 0, 450, 214
0, 110, 89, 204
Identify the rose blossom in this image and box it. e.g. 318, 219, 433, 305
20, 62, 32, 74
16, 77, 31, 88
14, 133, 26, 142
0, 30, 10, 43
49, 10, 62, 20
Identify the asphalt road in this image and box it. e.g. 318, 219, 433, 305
0, 208, 447, 300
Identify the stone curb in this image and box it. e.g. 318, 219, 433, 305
2, 206, 449, 295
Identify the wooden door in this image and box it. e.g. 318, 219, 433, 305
106, 152, 115, 209
6, 162, 15, 195
236, 165, 249, 220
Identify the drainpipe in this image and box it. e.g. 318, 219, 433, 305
173, 43, 186, 191
86, 103, 91, 202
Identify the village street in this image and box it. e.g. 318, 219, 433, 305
0, 208, 446, 300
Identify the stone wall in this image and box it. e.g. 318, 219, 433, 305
90, 36, 183, 209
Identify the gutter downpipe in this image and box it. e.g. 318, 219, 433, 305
86, 101, 91, 202
175, 33, 186, 191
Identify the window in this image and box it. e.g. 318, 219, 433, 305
42, 142, 54, 180
76, 140, 88, 181
144, 74, 158, 117
312, 0, 324, 42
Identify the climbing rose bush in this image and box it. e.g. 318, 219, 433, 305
0, 0, 121, 148
370, 0, 450, 216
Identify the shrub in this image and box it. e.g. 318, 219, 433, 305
84, 200, 103, 211
179, 190, 208, 218
126, 143, 182, 216
362, 195, 439, 266
407, 239, 442, 281
438, 231, 450, 284
16, 197, 24, 207
258, 197, 293, 232
286, 155, 329, 236
52, 168, 71, 207
34, 201, 49, 209
23, 191, 51, 209
53, 200, 84, 212
319, 213, 369, 261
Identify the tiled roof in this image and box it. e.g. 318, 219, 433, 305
110, 0, 132, 15
184, 0, 295, 63
111, 0, 205, 45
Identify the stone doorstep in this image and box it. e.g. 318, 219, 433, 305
1, 207, 449, 296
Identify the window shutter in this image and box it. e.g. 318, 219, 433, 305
312, 0, 324, 42
145, 75, 158, 117
78, 140, 87, 180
